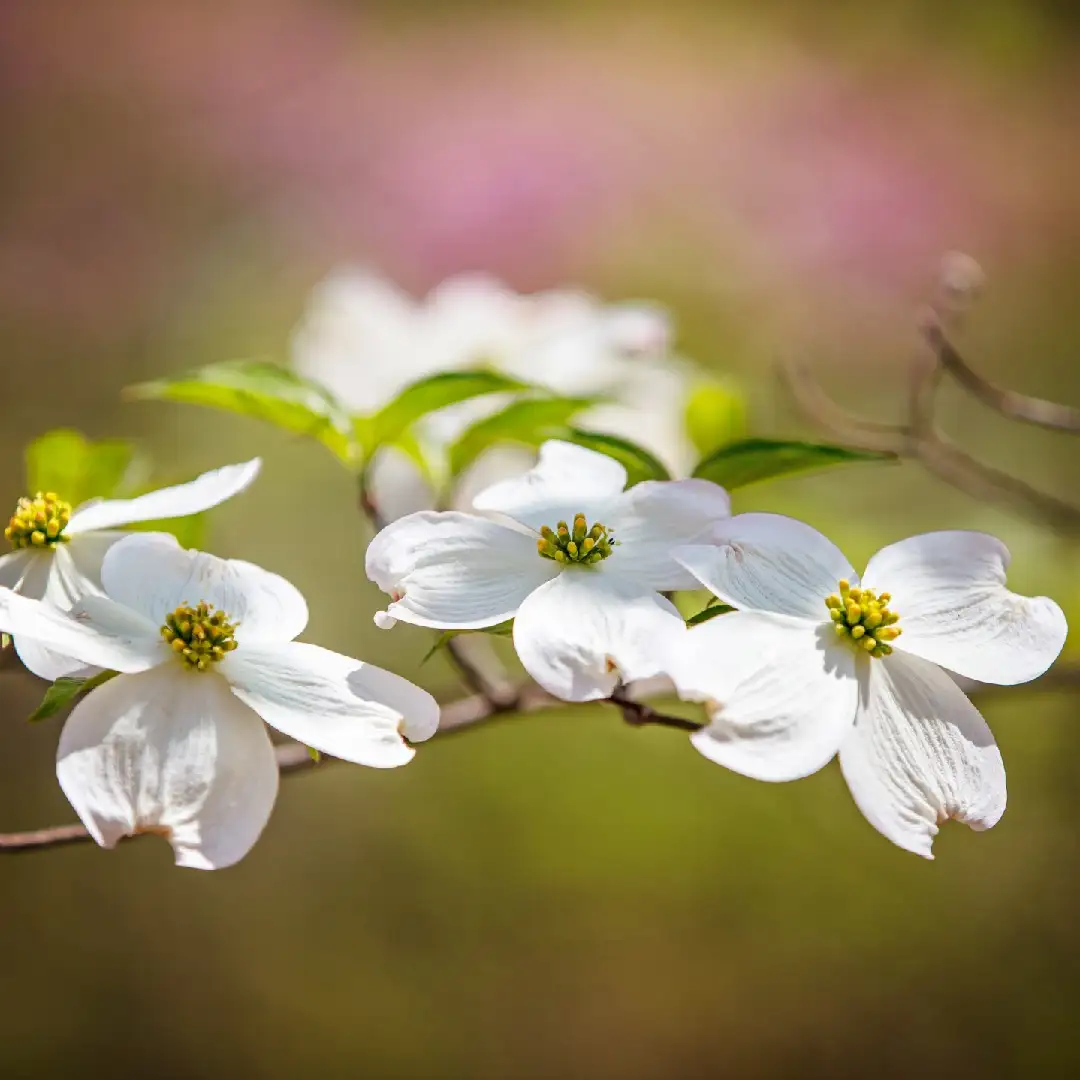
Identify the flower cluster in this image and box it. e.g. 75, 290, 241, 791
293, 269, 702, 517
0, 271, 1069, 873
0, 464, 438, 869
368, 442, 1067, 860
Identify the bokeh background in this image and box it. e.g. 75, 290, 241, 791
2, 1, 1080, 1077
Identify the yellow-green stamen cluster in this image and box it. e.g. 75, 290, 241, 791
5, 492, 72, 550
161, 601, 239, 671
537, 514, 616, 565
825, 580, 902, 659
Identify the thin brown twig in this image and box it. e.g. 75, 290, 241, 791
9, 659, 1080, 853
784, 258, 1080, 533
922, 318, 1080, 434
782, 354, 1080, 535
610, 685, 702, 733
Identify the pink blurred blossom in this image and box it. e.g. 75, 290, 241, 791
0, 1, 1076, 339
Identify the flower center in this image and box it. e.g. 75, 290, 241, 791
537, 513, 616, 565
161, 601, 239, 671
825, 580, 902, 659
5, 492, 72, 550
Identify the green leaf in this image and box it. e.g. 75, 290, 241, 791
686, 603, 735, 627
25, 429, 143, 506
692, 438, 895, 489
420, 622, 515, 665
448, 396, 597, 477
561, 429, 671, 486
29, 669, 117, 723
361, 370, 530, 457
127, 361, 356, 464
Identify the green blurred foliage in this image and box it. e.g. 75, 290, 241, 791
685, 379, 748, 455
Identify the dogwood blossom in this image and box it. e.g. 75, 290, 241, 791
0, 533, 439, 870
666, 514, 1068, 857
0, 458, 261, 680
292, 269, 698, 515
366, 440, 730, 700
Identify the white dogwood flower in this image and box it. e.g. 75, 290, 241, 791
366, 440, 730, 701
667, 514, 1068, 858
0, 533, 439, 870
0, 458, 261, 680
293, 268, 672, 411
292, 269, 697, 516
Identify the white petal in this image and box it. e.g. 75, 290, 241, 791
862, 531, 1067, 685
9, 547, 91, 680
668, 611, 858, 781
1, 548, 50, 597
0, 588, 164, 676
13, 636, 101, 683
605, 479, 731, 590
675, 513, 857, 620
512, 570, 686, 702
292, 268, 423, 412
44, 532, 128, 606
66, 458, 261, 534
0, 551, 97, 680
365, 511, 557, 630
100, 534, 308, 643
366, 446, 437, 520
7, 540, 132, 680
224, 643, 438, 767
839, 650, 1006, 859
56, 667, 280, 870
0, 549, 34, 589
471, 440, 628, 531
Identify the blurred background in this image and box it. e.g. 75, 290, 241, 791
2, 1, 1080, 1076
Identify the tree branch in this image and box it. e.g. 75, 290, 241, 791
0, 682, 705, 853
781, 259, 1080, 536
922, 318, 1080, 434
610, 685, 702, 733
7, 659, 1079, 853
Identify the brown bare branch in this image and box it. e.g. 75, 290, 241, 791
0, 682, 705, 854
922, 318, 1080, 434
785, 256, 1080, 533
781, 329, 1080, 536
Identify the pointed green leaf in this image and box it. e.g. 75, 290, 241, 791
421, 622, 515, 665
361, 369, 531, 456
692, 438, 895, 489
29, 669, 118, 723
686, 603, 735, 627
25, 429, 144, 506
561, 429, 670, 486
127, 361, 356, 464
448, 396, 598, 477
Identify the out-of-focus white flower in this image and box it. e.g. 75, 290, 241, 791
666, 515, 1067, 858
0, 534, 439, 870
292, 269, 699, 516
293, 269, 673, 408
0, 459, 261, 680
366, 440, 729, 701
